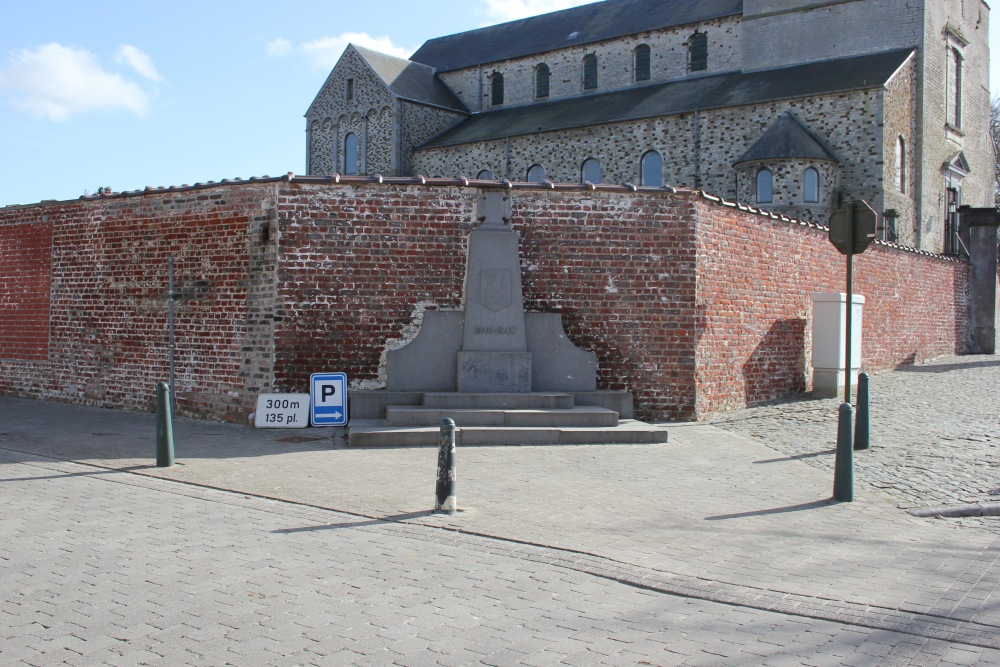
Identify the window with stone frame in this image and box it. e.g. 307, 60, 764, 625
947, 47, 963, 129
344, 133, 359, 174
689, 32, 708, 72
581, 158, 602, 184
640, 150, 663, 186
634, 45, 651, 82
491, 72, 505, 106
895, 136, 906, 193
583, 54, 598, 90
535, 64, 550, 99
803, 167, 819, 203
755, 168, 773, 203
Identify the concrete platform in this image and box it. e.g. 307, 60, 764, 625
347, 418, 669, 447
385, 405, 620, 427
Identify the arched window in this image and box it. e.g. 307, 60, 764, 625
895, 136, 906, 193
535, 64, 550, 99
477, 170, 495, 180
689, 32, 708, 72
344, 132, 358, 174
491, 73, 504, 106
755, 168, 773, 203
640, 150, 663, 187
581, 158, 602, 184
526, 164, 546, 182
582, 54, 598, 90
948, 48, 963, 128
634, 45, 651, 82
803, 167, 819, 203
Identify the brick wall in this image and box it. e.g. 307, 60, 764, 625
0, 217, 51, 362
0, 179, 977, 423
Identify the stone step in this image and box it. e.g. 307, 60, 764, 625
385, 405, 618, 428
421, 392, 575, 410
346, 420, 669, 447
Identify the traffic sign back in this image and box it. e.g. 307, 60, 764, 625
829, 200, 878, 255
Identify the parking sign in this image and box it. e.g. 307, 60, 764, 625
310, 372, 348, 426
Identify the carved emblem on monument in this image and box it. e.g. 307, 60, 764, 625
480, 270, 511, 312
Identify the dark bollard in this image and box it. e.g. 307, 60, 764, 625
156, 382, 175, 468
854, 372, 870, 451
833, 402, 853, 502
435, 418, 457, 514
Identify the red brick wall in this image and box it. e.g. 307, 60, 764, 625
0, 218, 52, 362
694, 199, 968, 416
0, 180, 975, 423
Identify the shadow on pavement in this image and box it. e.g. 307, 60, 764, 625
705, 498, 837, 520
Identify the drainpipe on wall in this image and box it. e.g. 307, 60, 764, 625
505, 137, 511, 179
693, 110, 702, 189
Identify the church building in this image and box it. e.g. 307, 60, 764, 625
304, 0, 991, 254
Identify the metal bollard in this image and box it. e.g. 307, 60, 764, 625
156, 382, 175, 468
854, 372, 870, 451
833, 402, 853, 502
434, 418, 457, 514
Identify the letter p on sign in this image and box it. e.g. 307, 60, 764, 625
310, 372, 348, 426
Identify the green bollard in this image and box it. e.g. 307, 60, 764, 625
435, 418, 457, 514
854, 372, 870, 451
833, 402, 853, 502
156, 382, 175, 467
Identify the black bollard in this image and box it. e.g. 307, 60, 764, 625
435, 418, 457, 514
854, 372, 870, 450
833, 402, 853, 502
156, 382, 175, 467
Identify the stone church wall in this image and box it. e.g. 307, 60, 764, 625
0, 179, 973, 423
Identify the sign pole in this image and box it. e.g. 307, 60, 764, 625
843, 205, 854, 405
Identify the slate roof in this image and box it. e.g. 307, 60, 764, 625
353, 45, 468, 112
735, 112, 840, 164
419, 48, 915, 149
410, 0, 743, 73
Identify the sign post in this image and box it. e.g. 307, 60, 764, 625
310, 372, 349, 426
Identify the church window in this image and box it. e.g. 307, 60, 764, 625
755, 168, 773, 203
640, 150, 663, 187
583, 54, 598, 90
346, 78, 354, 101
803, 168, 819, 203
895, 136, 906, 193
526, 164, 546, 182
491, 73, 504, 106
634, 45, 651, 82
535, 64, 550, 99
947, 48, 962, 129
689, 32, 708, 72
581, 158, 602, 184
344, 133, 358, 174
477, 170, 495, 180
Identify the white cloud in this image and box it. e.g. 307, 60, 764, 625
266, 38, 292, 57
482, 0, 597, 22
301, 32, 411, 70
115, 44, 164, 82
0, 43, 152, 121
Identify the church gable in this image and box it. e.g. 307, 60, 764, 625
306, 45, 396, 122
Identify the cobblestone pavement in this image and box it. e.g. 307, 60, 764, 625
3, 453, 1000, 667
705, 355, 1000, 533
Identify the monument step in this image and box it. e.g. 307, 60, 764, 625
346, 420, 669, 447
385, 405, 618, 428
421, 392, 575, 410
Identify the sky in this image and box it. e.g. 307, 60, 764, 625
0, 0, 998, 207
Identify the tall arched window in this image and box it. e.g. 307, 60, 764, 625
491, 73, 504, 106
581, 158, 602, 184
895, 136, 906, 193
344, 132, 358, 174
689, 32, 708, 72
948, 48, 963, 128
582, 54, 598, 90
535, 64, 550, 99
634, 45, 651, 82
755, 168, 773, 203
526, 164, 546, 182
640, 150, 663, 187
803, 168, 819, 203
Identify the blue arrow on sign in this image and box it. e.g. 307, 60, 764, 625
310, 372, 348, 426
